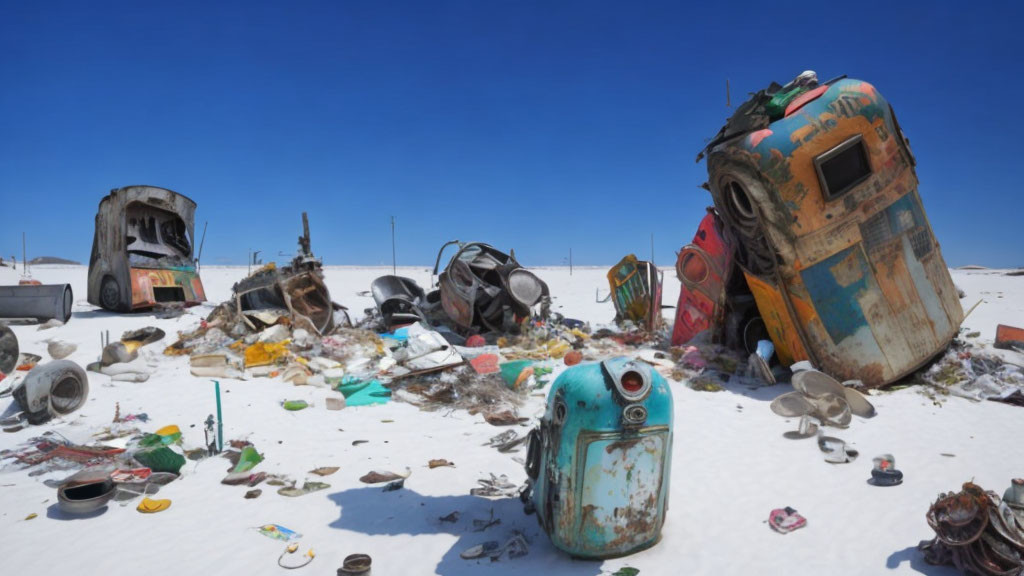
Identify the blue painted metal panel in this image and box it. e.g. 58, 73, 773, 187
526, 358, 673, 558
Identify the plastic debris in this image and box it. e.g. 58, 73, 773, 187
768, 507, 807, 534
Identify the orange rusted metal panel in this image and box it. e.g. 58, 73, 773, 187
701, 74, 963, 386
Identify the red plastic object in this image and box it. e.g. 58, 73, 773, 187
671, 210, 733, 346
563, 350, 583, 366
995, 324, 1024, 350
465, 334, 486, 348
784, 85, 829, 117
470, 354, 500, 374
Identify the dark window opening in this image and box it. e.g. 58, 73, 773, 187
815, 135, 872, 201
153, 286, 186, 303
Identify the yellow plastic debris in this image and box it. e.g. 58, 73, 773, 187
244, 341, 290, 368
137, 497, 172, 513
545, 340, 570, 359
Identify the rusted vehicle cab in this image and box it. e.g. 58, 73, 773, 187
702, 74, 963, 386
88, 186, 206, 312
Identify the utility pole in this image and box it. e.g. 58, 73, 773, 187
390, 216, 396, 275
569, 247, 573, 276
22, 232, 27, 274
650, 233, 655, 263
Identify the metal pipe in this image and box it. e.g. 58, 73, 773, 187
0, 283, 73, 323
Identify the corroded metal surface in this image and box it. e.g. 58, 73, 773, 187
526, 359, 673, 558
671, 210, 733, 346
705, 78, 963, 386
88, 185, 206, 311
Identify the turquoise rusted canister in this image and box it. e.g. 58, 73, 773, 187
523, 357, 673, 558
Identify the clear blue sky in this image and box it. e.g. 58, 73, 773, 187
1, 1, 1020, 267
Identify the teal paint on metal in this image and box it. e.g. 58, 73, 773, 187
524, 358, 673, 558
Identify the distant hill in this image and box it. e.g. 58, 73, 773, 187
28, 256, 81, 265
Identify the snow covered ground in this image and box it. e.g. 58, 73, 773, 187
1, 264, 1022, 576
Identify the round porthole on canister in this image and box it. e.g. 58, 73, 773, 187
553, 398, 567, 426
677, 248, 710, 286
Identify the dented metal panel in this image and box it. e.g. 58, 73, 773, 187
608, 255, 663, 332
705, 77, 963, 386
671, 210, 733, 346
525, 358, 673, 558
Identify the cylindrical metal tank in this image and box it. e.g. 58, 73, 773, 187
0, 284, 73, 323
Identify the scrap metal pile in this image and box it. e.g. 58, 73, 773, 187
920, 480, 1024, 575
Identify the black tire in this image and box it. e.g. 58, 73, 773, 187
99, 276, 123, 312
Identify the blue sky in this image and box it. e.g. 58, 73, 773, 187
1, 1, 1020, 267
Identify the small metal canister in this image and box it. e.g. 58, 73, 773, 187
524, 357, 673, 558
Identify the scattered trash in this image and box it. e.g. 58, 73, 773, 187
278, 481, 330, 497
817, 432, 859, 464
460, 533, 529, 561
916, 346, 1024, 404
25, 513, 37, 521
382, 478, 405, 492
258, 524, 302, 542
995, 324, 1024, 352
782, 415, 820, 440
359, 468, 411, 484
137, 497, 172, 513
8, 360, 89, 427
472, 508, 501, 531
111, 468, 152, 483
461, 540, 501, 560
869, 454, 903, 486
920, 481, 1024, 575
563, 350, 583, 366
770, 368, 875, 429
335, 377, 391, 407
470, 354, 501, 375
485, 430, 528, 453
277, 543, 315, 570
36, 318, 64, 330
47, 340, 77, 360
282, 400, 309, 411
310, 466, 339, 476
612, 568, 640, 576
57, 467, 115, 515
244, 489, 262, 499
428, 459, 454, 469
325, 397, 345, 411
439, 511, 460, 523
748, 340, 776, 385
471, 473, 518, 498
134, 445, 186, 474
768, 507, 807, 534
338, 553, 372, 575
